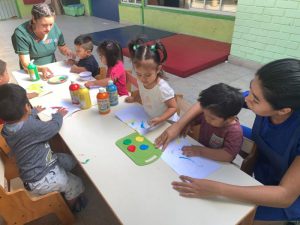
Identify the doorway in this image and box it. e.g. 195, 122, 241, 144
91, 0, 120, 22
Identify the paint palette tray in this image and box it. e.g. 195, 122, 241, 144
48, 75, 68, 84
116, 132, 162, 166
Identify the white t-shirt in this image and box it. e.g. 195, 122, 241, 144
138, 78, 178, 121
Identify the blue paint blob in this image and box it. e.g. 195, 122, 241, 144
139, 144, 149, 150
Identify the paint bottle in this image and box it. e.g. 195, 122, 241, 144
27, 60, 40, 81
69, 81, 80, 104
97, 87, 110, 114
78, 85, 92, 110
106, 80, 118, 106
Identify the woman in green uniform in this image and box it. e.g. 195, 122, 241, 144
12, 3, 74, 79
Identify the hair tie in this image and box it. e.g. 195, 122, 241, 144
150, 44, 156, 52
133, 44, 140, 51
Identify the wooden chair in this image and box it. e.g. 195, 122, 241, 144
0, 125, 75, 225
175, 96, 257, 175
233, 136, 257, 175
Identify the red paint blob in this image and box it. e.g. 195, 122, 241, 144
127, 145, 136, 152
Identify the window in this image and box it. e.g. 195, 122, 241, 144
121, 0, 141, 4
191, 0, 237, 13
144, 0, 237, 13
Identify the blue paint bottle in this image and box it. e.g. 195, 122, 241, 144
106, 80, 118, 106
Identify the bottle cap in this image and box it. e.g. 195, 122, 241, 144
108, 80, 114, 85
99, 87, 106, 93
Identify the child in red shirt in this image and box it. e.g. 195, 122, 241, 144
84, 40, 128, 96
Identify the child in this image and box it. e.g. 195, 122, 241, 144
0, 59, 38, 99
125, 38, 178, 127
0, 84, 85, 212
170, 83, 244, 162
69, 35, 99, 77
84, 40, 128, 96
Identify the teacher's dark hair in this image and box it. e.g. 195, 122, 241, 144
256, 58, 300, 110
31, 3, 55, 20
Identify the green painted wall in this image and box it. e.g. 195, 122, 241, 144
80, 0, 91, 16
15, 0, 92, 18
119, 4, 235, 43
231, 0, 300, 64
119, 4, 142, 24
15, 0, 32, 18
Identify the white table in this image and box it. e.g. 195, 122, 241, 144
13, 62, 260, 225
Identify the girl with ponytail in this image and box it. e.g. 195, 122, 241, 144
125, 38, 178, 127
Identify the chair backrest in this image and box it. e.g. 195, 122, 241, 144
0, 125, 10, 155
238, 137, 257, 175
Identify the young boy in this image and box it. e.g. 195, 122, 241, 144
156, 83, 244, 162
0, 84, 85, 211
69, 35, 99, 77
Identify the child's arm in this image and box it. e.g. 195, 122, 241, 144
182, 146, 234, 162
182, 125, 243, 162
84, 78, 110, 88
70, 65, 88, 74
155, 103, 203, 149
125, 90, 141, 103
31, 108, 67, 142
149, 97, 177, 127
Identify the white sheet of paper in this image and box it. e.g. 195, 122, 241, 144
161, 137, 221, 179
39, 99, 81, 120
115, 105, 153, 135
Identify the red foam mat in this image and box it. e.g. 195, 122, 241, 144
123, 34, 231, 78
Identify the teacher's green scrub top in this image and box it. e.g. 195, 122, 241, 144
12, 21, 65, 68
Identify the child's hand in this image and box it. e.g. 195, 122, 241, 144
125, 96, 135, 103
182, 146, 203, 157
84, 81, 95, 88
71, 65, 79, 72
34, 105, 45, 113
27, 92, 39, 99
155, 123, 181, 149
57, 108, 68, 117
149, 117, 162, 127
66, 59, 76, 66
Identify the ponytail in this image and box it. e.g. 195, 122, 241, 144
128, 38, 168, 77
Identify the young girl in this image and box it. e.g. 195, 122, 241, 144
156, 58, 300, 224
125, 38, 178, 127
84, 40, 128, 96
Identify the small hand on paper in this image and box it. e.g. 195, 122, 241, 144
56, 107, 68, 117
34, 105, 45, 113
148, 117, 162, 127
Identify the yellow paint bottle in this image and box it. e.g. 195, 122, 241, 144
78, 85, 92, 109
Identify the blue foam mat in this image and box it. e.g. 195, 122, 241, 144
87, 25, 176, 47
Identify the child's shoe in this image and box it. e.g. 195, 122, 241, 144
72, 195, 88, 213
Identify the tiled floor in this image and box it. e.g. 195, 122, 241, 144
0, 15, 256, 225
